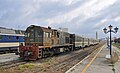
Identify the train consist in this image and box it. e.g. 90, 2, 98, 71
0, 27, 24, 53
18, 25, 99, 60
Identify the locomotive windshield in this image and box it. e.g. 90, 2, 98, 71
25, 26, 45, 46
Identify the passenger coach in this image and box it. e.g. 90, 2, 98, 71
0, 33, 24, 53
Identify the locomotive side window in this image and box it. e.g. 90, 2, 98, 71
54, 32, 56, 37
52, 31, 54, 35
48, 33, 51, 38
57, 32, 59, 37
49, 33, 51, 38
44, 32, 46, 37
30, 33, 34, 37
44, 32, 51, 38
27, 33, 30, 37
25, 33, 27, 37
46, 33, 49, 38
25, 33, 29, 37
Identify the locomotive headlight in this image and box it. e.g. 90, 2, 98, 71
24, 50, 33, 57
28, 52, 32, 56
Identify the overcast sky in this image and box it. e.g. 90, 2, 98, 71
0, 0, 120, 39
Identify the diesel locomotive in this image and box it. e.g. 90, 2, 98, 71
18, 25, 98, 60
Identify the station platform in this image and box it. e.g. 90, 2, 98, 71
0, 53, 19, 63
66, 45, 120, 73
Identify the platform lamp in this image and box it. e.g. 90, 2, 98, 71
103, 25, 118, 56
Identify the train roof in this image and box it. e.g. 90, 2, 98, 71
0, 27, 15, 34
0, 27, 25, 35
0, 33, 24, 36
27, 25, 52, 32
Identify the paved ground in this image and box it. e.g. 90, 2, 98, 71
66, 45, 120, 73
0, 53, 19, 63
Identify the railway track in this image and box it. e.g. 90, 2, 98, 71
0, 44, 103, 73
0, 60, 26, 69
49, 47, 95, 73
32, 44, 103, 73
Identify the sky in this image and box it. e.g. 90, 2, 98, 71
0, 0, 120, 39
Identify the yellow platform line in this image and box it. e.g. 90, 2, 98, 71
81, 45, 104, 73
65, 54, 90, 73
65, 45, 104, 73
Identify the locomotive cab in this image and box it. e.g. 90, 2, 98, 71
18, 25, 53, 60
25, 25, 52, 46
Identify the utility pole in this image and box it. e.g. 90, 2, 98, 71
96, 31, 98, 40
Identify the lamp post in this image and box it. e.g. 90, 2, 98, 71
103, 25, 118, 56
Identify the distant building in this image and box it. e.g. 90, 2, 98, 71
114, 38, 120, 43
96, 31, 98, 40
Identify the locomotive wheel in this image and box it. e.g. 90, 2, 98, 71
49, 51, 54, 56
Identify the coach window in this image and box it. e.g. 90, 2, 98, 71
0, 36, 3, 40
8, 36, 13, 40
16, 36, 19, 40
